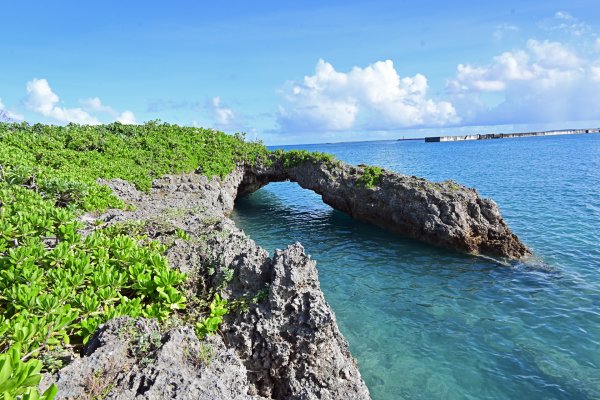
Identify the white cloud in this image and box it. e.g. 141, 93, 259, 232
26, 79, 100, 124
446, 37, 600, 125
493, 24, 519, 41
278, 59, 459, 132
117, 110, 137, 124
0, 98, 24, 121
211, 96, 236, 126
82, 96, 137, 124
527, 39, 581, 69
81, 97, 115, 113
543, 11, 590, 36
595, 38, 600, 52
24, 79, 137, 125
448, 40, 581, 94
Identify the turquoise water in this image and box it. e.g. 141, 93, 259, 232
231, 134, 600, 400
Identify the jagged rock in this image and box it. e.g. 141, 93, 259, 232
205, 222, 370, 399
239, 159, 530, 259
45, 317, 260, 400
60, 171, 370, 400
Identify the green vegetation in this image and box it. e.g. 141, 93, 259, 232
0, 121, 274, 397
175, 228, 191, 241
273, 149, 336, 168
0, 122, 270, 211
444, 180, 461, 191
0, 347, 58, 399
0, 182, 187, 366
195, 294, 228, 339
357, 165, 383, 188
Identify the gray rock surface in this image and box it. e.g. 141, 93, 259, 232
46, 317, 259, 400
205, 225, 370, 399
240, 159, 530, 259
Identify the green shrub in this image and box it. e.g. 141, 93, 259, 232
357, 166, 383, 188
0, 121, 269, 394
0, 183, 187, 360
275, 149, 336, 168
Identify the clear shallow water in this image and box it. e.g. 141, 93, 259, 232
231, 135, 600, 400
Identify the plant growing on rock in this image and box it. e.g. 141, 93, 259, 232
357, 165, 383, 188
0, 121, 278, 395
195, 294, 228, 339
0, 121, 271, 211
275, 149, 336, 168
0, 181, 187, 370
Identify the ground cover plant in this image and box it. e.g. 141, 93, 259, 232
0, 122, 271, 211
273, 149, 337, 168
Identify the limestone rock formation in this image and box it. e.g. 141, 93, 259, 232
43, 152, 529, 399
206, 226, 370, 399
45, 318, 259, 400
239, 158, 530, 259
44, 173, 370, 400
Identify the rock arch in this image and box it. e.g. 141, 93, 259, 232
235, 159, 530, 260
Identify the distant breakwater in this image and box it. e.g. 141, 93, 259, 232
423, 128, 600, 143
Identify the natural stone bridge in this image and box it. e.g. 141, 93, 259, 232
236, 158, 530, 260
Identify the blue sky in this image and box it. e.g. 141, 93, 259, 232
1, 0, 599, 144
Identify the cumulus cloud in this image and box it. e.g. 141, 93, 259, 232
24, 79, 136, 125
26, 79, 100, 124
446, 37, 600, 125
210, 96, 236, 126
448, 40, 582, 94
81, 97, 114, 113
82, 96, 137, 124
278, 59, 459, 133
0, 98, 24, 121
117, 110, 137, 124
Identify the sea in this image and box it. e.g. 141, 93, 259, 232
231, 134, 600, 400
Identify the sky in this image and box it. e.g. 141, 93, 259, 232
1, 0, 600, 144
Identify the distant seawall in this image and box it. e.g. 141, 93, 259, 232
424, 128, 600, 143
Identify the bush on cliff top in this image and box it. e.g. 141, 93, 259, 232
0, 121, 270, 211
273, 149, 336, 168
0, 182, 188, 398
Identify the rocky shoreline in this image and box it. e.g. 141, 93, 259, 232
43, 169, 370, 399
42, 158, 528, 399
